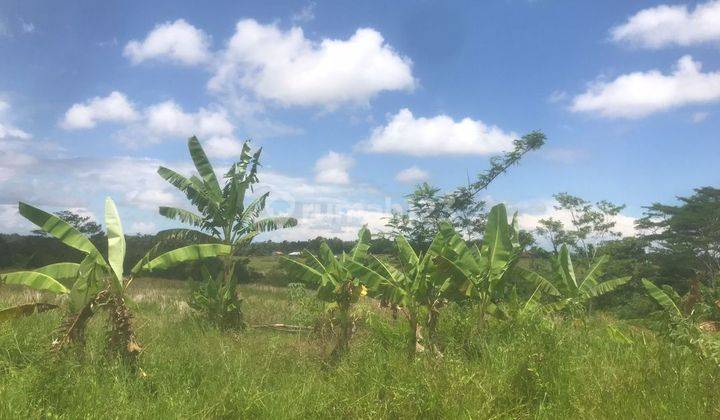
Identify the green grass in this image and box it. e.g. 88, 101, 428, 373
2, 278, 720, 419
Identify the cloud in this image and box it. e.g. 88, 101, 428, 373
0, 122, 31, 140
395, 166, 429, 183
141, 101, 242, 157
59, 88, 269, 160
61, 91, 139, 129
692, 111, 710, 123
124, 19, 211, 65
314, 151, 354, 184
571, 56, 720, 119
0, 156, 175, 234
0, 98, 38, 182
266, 207, 390, 241
292, 2, 316, 23
0, 133, 392, 239
208, 19, 415, 108
360, 108, 516, 156
611, 0, 720, 49
253, 170, 392, 241
144, 100, 233, 138
203, 136, 244, 158
0, 204, 32, 232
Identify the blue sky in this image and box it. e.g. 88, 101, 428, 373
0, 0, 718, 239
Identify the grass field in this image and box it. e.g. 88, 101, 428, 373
2, 275, 720, 419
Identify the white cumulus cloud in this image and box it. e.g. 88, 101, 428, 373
203, 136, 244, 159
142, 101, 241, 158
360, 108, 516, 156
208, 19, 415, 108
314, 151, 354, 185
395, 166, 429, 183
144, 100, 233, 139
124, 19, 211, 65
611, 0, 720, 49
61, 91, 139, 129
571, 56, 720, 119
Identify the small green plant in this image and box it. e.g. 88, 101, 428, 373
283, 227, 372, 359
348, 231, 457, 356
157, 136, 296, 329
435, 204, 521, 329
519, 244, 631, 316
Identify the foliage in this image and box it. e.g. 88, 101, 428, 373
386, 183, 468, 248
642, 279, 682, 317
349, 228, 458, 355
637, 186, 720, 288
157, 136, 297, 329
519, 244, 632, 315
534, 217, 572, 254
552, 192, 626, 261
435, 204, 522, 327
31, 209, 102, 238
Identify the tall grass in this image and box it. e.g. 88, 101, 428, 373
1, 278, 719, 418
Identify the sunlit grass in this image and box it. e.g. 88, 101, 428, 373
2, 278, 720, 418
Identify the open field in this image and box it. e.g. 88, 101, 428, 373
2, 277, 720, 419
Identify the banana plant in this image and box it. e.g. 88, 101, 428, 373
157, 136, 297, 328
10, 198, 231, 361
348, 229, 457, 356
435, 203, 520, 329
283, 227, 372, 358
641, 279, 683, 318
518, 244, 631, 315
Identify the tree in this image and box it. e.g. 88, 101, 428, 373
386, 183, 451, 249
637, 187, 720, 288
387, 131, 546, 248
534, 217, 571, 254
157, 136, 297, 328
32, 210, 102, 238
553, 193, 625, 261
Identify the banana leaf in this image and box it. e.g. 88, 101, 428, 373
104, 197, 125, 291
0, 271, 69, 294
139, 244, 232, 272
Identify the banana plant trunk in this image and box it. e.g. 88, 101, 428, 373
332, 300, 354, 360
426, 304, 441, 355
221, 252, 244, 328
407, 309, 425, 357
107, 294, 141, 363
